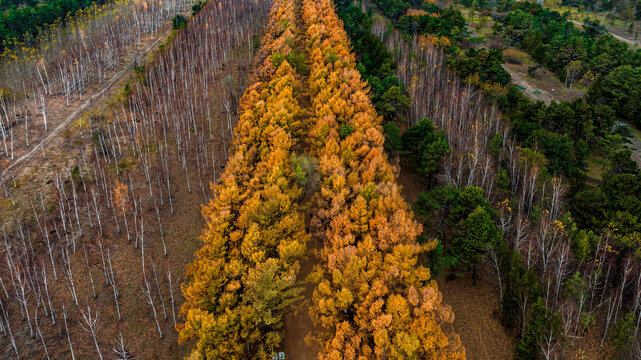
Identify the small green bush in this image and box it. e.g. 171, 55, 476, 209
172, 14, 187, 29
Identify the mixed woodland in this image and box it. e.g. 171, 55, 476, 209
1, 0, 641, 358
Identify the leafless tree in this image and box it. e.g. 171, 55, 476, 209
80, 305, 103, 360
112, 333, 138, 360
62, 303, 75, 360
167, 269, 177, 327
0, 297, 19, 359
60, 244, 78, 306
83, 242, 97, 298
141, 274, 162, 339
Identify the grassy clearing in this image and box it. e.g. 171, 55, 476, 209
502, 47, 586, 102
586, 155, 605, 183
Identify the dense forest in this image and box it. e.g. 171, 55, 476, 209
0, 0, 110, 51
1, 0, 641, 358
337, 0, 641, 358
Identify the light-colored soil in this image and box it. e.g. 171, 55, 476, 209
570, 19, 641, 48
503, 63, 554, 104
502, 53, 585, 105
620, 120, 641, 168
628, 132, 641, 167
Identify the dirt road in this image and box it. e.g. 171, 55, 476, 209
570, 19, 641, 48
1, 20, 178, 181
502, 64, 554, 104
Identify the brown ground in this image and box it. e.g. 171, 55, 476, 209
438, 271, 514, 360
0, 8, 261, 360
1, 29, 173, 182
283, 224, 323, 360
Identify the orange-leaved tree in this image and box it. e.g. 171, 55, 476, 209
177, 1, 308, 358
302, 0, 466, 358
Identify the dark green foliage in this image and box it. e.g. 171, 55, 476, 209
192, 1, 206, 13
370, 0, 410, 20
495, 3, 641, 127
270, 51, 309, 75
612, 312, 638, 357
449, 48, 512, 84
376, 85, 411, 123
496, 168, 511, 193
414, 185, 499, 276
569, 188, 609, 230
395, 8, 468, 42
571, 229, 598, 264
488, 132, 504, 156
500, 85, 614, 188
500, 250, 541, 330
0, 0, 109, 50
335, 1, 411, 126
172, 14, 187, 30
588, 65, 641, 127
583, 17, 607, 37
401, 118, 449, 178
452, 205, 502, 269
422, 238, 459, 277
122, 82, 132, 98
338, 123, 354, 140
514, 297, 562, 359
571, 150, 641, 237
382, 121, 403, 154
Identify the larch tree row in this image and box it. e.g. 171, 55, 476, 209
302, 1, 464, 359
178, 0, 309, 358
178, 0, 467, 359
0, 0, 268, 358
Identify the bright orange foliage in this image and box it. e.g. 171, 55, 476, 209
177, 1, 308, 358
302, 0, 465, 358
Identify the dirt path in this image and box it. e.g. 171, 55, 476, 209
628, 131, 641, 167
570, 19, 641, 48
502, 64, 554, 104
1, 22, 177, 182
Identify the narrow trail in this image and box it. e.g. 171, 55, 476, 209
570, 19, 641, 48
1, 22, 176, 182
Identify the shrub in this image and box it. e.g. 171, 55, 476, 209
172, 14, 187, 29
503, 48, 527, 65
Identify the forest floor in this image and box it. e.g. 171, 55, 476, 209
0, 25, 181, 228
396, 167, 515, 360
0, 8, 260, 360
464, 17, 584, 105
438, 272, 513, 360
0, 25, 172, 183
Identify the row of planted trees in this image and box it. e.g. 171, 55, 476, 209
303, 0, 464, 358
177, 0, 310, 357
0, 0, 268, 358
178, 0, 468, 358
368, 7, 641, 358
